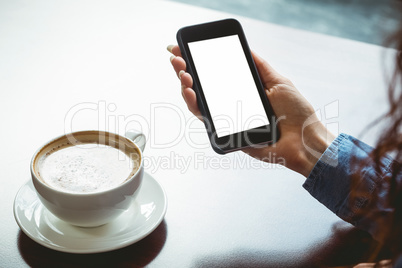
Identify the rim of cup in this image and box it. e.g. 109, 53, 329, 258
30, 130, 144, 196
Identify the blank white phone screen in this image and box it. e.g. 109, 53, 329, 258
188, 35, 269, 138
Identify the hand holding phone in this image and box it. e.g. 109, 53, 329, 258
176, 19, 279, 154
170, 20, 335, 176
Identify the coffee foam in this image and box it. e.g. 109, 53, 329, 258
38, 143, 139, 193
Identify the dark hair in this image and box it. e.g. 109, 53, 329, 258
376, 23, 402, 259
371, 21, 402, 262
347, 17, 402, 265
375, 21, 402, 176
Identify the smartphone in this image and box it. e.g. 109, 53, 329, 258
176, 18, 279, 154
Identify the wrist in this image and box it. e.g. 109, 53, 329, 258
297, 123, 335, 177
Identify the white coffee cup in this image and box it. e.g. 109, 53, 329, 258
31, 130, 146, 227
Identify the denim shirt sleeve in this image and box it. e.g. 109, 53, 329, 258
303, 133, 397, 242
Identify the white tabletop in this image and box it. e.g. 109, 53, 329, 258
0, 0, 396, 266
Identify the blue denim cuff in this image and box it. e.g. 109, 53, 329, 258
303, 133, 353, 217
303, 133, 398, 242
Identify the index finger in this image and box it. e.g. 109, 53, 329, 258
167, 45, 182, 57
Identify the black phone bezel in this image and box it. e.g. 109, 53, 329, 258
176, 18, 279, 154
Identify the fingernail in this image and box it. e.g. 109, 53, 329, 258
170, 55, 175, 62
167, 45, 174, 53
179, 70, 185, 79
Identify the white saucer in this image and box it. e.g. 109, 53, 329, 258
13, 172, 167, 254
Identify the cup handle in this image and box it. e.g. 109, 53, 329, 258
125, 131, 146, 152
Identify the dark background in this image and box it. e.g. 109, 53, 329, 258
167, 0, 402, 47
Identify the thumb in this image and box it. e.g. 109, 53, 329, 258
251, 51, 287, 88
